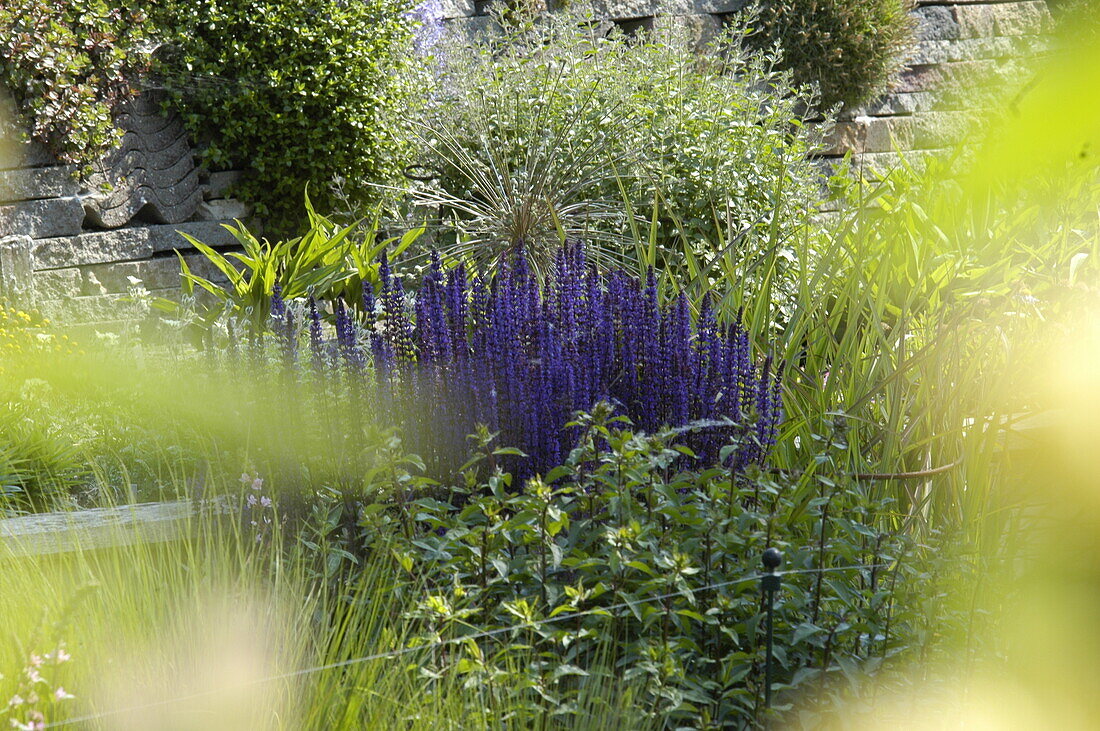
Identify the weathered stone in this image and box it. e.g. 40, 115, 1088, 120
851, 91, 941, 118
202, 170, 242, 200
31, 221, 240, 270
82, 91, 202, 229
0, 139, 54, 170
0, 235, 34, 306
587, 0, 692, 20
194, 198, 253, 222
33, 267, 81, 301
79, 254, 230, 295
914, 5, 960, 42
693, 0, 747, 13
664, 13, 723, 48
36, 289, 173, 324
821, 112, 975, 155
0, 166, 79, 203
910, 36, 1046, 66
620, 13, 722, 48
446, 15, 499, 42
955, 2, 1051, 39
439, 0, 477, 18
0, 197, 84, 239
895, 60, 1015, 93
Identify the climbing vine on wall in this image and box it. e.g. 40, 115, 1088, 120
0, 1, 151, 169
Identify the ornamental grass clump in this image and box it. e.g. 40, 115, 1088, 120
272, 242, 783, 480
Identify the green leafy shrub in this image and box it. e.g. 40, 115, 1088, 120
747, 0, 915, 110
415, 10, 826, 274
0, 1, 150, 169
145, 0, 420, 233
334, 409, 957, 727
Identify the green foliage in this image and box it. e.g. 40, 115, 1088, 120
331, 408, 948, 727
144, 0, 420, 234
415, 9, 825, 274
747, 0, 915, 110
164, 196, 422, 334
0, 1, 150, 169
0, 379, 93, 509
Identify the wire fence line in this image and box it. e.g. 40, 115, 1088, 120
42, 561, 891, 728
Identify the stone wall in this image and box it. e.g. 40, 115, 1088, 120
0, 90, 247, 327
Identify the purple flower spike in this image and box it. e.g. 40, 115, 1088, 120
334, 242, 784, 480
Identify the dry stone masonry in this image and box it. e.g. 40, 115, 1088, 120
828, 0, 1053, 173
0, 88, 246, 327
0, 1, 1051, 323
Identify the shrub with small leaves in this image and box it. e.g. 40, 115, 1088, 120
0, 1, 150, 169
747, 0, 916, 110
145, 0, 420, 234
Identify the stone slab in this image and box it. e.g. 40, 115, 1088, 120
0, 166, 79, 203
821, 111, 976, 155
31, 221, 241, 270
446, 15, 498, 42
195, 198, 252, 222
36, 288, 172, 323
692, 0, 747, 13
0, 499, 229, 558
955, 2, 1051, 38
895, 60, 1018, 93
915, 5, 961, 42
0, 235, 34, 306
586, 0, 692, 20
79, 253, 230, 295
203, 170, 242, 200
439, 0, 477, 19
849, 90, 973, 118
910, 35, 1047, 66
619, 13, 723, 48
32, 267, 81, 301
0, 197, 84, 239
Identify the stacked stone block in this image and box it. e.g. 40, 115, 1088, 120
0, 91, 248, 327
825, 1, 1052, 171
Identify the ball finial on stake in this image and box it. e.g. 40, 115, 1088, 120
762, 547, 783, 572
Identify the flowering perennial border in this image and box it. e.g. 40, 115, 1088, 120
271, 243, 783, 479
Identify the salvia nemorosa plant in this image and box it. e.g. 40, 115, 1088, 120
268, 242, 783, 480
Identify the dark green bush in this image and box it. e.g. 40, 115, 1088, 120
145, 0, 419, 234
747, 0, 916, 110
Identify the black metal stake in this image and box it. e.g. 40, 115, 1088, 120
761, 547, 783, 716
